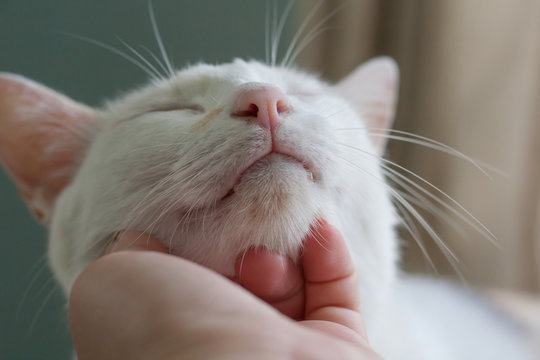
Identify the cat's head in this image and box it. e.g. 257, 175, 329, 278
0, 57, 398, 329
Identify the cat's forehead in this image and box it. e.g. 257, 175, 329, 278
102, 59, 328, 122
168, 59, 326, 93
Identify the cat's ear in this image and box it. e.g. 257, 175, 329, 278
334, 57, 399, 153
0, 73, 97, 224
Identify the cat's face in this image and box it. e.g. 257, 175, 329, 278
0, 57, 398, 332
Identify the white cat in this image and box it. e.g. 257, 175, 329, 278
0, 57, 534, 359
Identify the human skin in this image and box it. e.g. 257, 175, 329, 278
68, 221, 382, 360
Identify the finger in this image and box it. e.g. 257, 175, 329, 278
302, 220, 367, 339
105, 230, 168, 254
69, 250, 279, 359
235, 248, 304, 319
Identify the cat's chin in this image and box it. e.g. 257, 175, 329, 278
221, 152, 315, 204
163, 154, 322, 276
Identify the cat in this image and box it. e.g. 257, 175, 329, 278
0, 58, 535, 360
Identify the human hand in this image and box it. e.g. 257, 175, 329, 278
68, 221, 382, 360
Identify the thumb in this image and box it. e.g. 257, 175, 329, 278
302, 220, 368, 342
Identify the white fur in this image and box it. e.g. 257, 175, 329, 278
43, 59, 534, 358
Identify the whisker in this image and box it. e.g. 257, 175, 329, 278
284, 25, 333, 68
138, 44, 170, 77
63, 33, 158, 80
265, 0, 271, 65
384, 165, 496, 244
281, 0, 324, 68
17, 256, 49, 314
335, 127, 503, 179
390, 186, 464, 280
335, 151, 463, 276
393, 199, 438, 273
121, 161, 201, 225
307, 221, 331, 252
284, 2, 346, 67
145, 190, 200, 240
270, 0, 278, 67
237, 250, 248, 281
270, 0, 294, 67
148, 1, 175, 76
168, 210, 185, 254
200, 202, 209, 241
115, 36, 164, 80
28, 282, 58, 335
93, 170, 192, 254
338, 141, 498, 246
136, 164, 214, 239
396, 189, 468, 240
376, 134, 493, 180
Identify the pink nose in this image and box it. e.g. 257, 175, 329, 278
232, 84, 289, 129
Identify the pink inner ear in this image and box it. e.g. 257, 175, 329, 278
334, 57, 399, 154
0, 74, 97, 224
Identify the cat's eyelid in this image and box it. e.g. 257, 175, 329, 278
150, 104, 204, 113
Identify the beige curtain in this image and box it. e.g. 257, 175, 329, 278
298, 0, 540, 293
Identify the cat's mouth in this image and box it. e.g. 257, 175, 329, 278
220, 151, 316, 201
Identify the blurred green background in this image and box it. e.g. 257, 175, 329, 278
0, 1, 295, 358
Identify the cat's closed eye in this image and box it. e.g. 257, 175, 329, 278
150, 104, 204, 113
